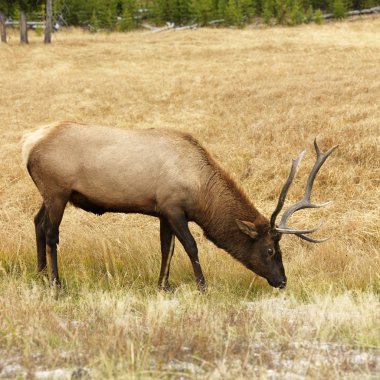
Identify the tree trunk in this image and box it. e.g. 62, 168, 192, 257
44, 0, 53, 44
0, 11, 6, 43
20, 10, 28, 44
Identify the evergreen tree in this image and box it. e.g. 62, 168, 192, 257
344, 0, 353, 11
332, 0, 346, 18
101, 0, 118, 30
301, 0, 311, 9
152, 0, 165, 25
156, 0, 172, 23
92, 0, 109, 28
178, 0, 191, 24
104, 8, 115, 30
314, 7, 323, 23
305, 4, 313, 22
312, 0, 329, 11
89, 9, 100, 31
216, 0, 228, 20
239, 0, 255, 22
118, 7, 133, 30
224, 0, 243, 26
262, 0, 273, 24
290, 0, 304, 24
190, 0, 213, 25
274, 0, 283, 23
362, 0, 380, 7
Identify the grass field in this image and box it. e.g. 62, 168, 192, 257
0, 18, 379, 379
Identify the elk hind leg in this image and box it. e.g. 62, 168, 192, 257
44, 196, 68, 287
158, 217, 175, 291
34, 203, 47, 273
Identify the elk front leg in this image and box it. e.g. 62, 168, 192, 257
166, 212, 206, 292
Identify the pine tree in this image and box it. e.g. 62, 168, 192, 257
302, 0, 311, 9
239, 0, 255, 23
262, 0, 273, 24
362, 0, 379, 7
305, 4, 313, 23
290, 0, 304, 25
178, 0, 191, 25
215, 0, 226, 19
314, 7, 323, 23
89, 9, 100, 31
93, 0, 111, 29
105, 8, 115, 30
225, 0, 243, 26
119, 0, 136, 30
332, 0, 346, 19
190, 0, 213, 25
275, 0, 286, 24
152, 0, 165, 25
344, 0, 353, 11
167, 0, 178, 23
119, 8, 133, 30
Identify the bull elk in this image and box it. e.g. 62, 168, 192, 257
22, 122, 337, 290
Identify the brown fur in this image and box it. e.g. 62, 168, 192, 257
23, 122, 286, 289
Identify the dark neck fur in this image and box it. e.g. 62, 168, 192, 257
193, 161, 269, 262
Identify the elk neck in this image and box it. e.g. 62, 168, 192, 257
192, 161, 269, 261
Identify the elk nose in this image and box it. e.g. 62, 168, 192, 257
279, 280, 287, 289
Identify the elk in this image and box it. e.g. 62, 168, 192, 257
22, 121, 337, 291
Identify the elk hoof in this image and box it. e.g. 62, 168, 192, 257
197, 282, 207, 293
50, 279, 61, 289
158, 282, 174, 292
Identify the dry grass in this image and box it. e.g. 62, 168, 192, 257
0, 18, 379, 379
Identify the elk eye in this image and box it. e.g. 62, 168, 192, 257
268, 248, 274, 255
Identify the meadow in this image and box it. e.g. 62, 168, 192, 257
0, 17, 379, 379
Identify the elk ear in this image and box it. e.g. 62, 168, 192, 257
236, 220, 259, 239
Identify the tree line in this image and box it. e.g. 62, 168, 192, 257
1, 0, 380, 43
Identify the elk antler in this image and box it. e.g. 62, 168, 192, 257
270, 139, 338, 243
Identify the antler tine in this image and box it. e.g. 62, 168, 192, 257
303, 139, 338, 201
274, 139, 338, 242
296, 233, 330, 243
269, 150, 306, 229
276, 220, 324, 235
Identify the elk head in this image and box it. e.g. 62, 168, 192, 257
237, 139, 338, 288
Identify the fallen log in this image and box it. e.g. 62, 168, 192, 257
323, 6, 380, 19
152, 22, 175, 33
141, 23, 156, 31
208, 19, 224, 25
174, 24, 197, 31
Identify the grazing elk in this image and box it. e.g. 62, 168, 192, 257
22, 121, 337, 290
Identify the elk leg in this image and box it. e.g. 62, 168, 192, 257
44, 196, 67, 287
166, 212, 206, 292
34, 203, 47, 273
158, 217, 175, 290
